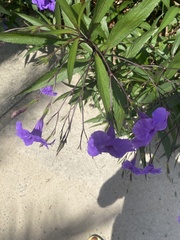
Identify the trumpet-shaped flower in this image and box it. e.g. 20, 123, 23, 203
40, 86, 57, 96
16, 119, 49, 148
87, 126, 134, 158
122, 159, 161, 175
132, 107, 170, 148
32, 0, 56, 11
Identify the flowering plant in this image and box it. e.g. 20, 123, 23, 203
0, 0, 179, 168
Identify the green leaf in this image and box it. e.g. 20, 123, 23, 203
54, 3, 61, 29
171, 31, 180, 57
16, 13, 52, 30
112, 80, 126, 135
77, 1, 90, 28
157, 81, 180, 95
56, 0, 78, 28
137, 87, 157, 104
125, 28, 158, 58
67, 38, 79, 82
162, 0, 170, 8
94, 54, 111, 114
158, 131, 172, 160
38, 29, 76, 35
35, 10, 54, 26
104, 0, 161, 50
100, 16, 109, 39
89, 0, 114, 34
21, 67, 60, 93
164, 51, 180, 79
0, 5, 11, 15
157, 6, 179, 34
21, 62, 87, 93
85, 114, 105, 124
0, 32, 60, 45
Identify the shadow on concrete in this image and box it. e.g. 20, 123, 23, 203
0, 42, 59, 66
0, 42, 25, 64
2, 199, 116, 240
0, 42, 61, 128
98, 153, 180, 240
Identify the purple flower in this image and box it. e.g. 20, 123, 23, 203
143, 164, 161, 174
87, 126, 134, 158
40, 86, 57, 96
32, 0, 56, 11
132, 107, 170, 148
178, 216, 180, 222
122, 159, 161, 175
16, 119, 49, 148
122, 159, 143, 175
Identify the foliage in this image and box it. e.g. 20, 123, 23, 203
0, 0, 179, 163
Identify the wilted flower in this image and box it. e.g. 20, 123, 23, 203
87, 125, 134, 158
40, 86, 57, 96
122, 159, 161, 175
16, 119, 50, 148
11, 107, 27, 118
32, 0, 56, 11
132, 107, 170, 148
142, 164, 161, 174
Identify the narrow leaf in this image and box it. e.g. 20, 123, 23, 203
162, 0, 170, 8
16, 13, 52, 30
171, 31, 180, 57
94, 54, 111, 114
104, 0, 161, 50
0, 5, 11, 15
126, 28, 158, 58
56, 0, 77, 28
0, 32, 60, 45
77, 1, 90, 28
164, 51, 180, 79
21, 62, 87, 93
89, 0, 114, 33
67, 38, 79, 82
112, 80, 126, 135
157, 6, 179, 34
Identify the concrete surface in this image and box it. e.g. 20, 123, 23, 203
0, 43, 180, 240
0, 42, 48, 128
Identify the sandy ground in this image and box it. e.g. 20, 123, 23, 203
0, 43, 180, 240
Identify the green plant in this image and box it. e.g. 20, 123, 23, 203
0, 0, 179, 163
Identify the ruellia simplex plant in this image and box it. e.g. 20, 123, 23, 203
0, 0, 179, 175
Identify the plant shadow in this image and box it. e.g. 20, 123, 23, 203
98, 153, 180, 240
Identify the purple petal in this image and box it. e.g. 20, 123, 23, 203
142, 164, 161, 174
16, 120, 49, 148
32, 0, 56, 11
132, 118, 156, 148
177, 216, 180, 222
122, 160, 161, 175
105, 138, 134, 158
87, 131, 110, 156
152, 107, 170, 131
138, 111, 149, 119
107, 125, 115, 139
31, 119, 43, 137
16, 121, 35, 146
122, 160, 143, 175
31, 135, 49, 148
40, 86, 57, 96
133, 118, 154, 140
122, 160, 134, 170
